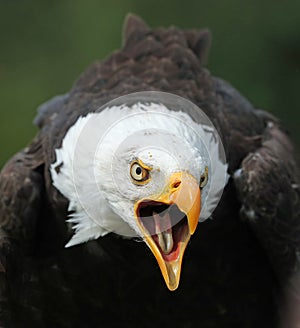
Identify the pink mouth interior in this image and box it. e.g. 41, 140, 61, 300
137, 201, 188, 262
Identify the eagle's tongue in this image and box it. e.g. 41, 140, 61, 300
153, 211, 174, 254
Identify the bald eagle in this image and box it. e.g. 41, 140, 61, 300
0, 14, 299, 328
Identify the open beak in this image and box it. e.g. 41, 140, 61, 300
134, 172, 201, 291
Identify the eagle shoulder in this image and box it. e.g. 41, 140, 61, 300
233, 120, 300, 325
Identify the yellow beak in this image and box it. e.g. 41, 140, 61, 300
134, 172, 201, 291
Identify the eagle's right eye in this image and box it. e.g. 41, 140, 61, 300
130, 161, 151, 184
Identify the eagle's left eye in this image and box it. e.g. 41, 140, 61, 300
200, 166, 209, 189
130, 162, 150, 184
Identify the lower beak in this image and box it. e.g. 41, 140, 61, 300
134, 172, 201, 291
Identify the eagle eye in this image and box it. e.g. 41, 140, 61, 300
200, 166, 209, 189
130, 161, 151, 184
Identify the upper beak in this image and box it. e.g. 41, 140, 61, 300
134, 172, 201, 291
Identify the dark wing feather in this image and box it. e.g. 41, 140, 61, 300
233, 119, 300, 326
0, 138, 44, 246
0, 138, 44, 324
34, 94, 69, 129
212, 76, 300, 326
0, 137, 74, 326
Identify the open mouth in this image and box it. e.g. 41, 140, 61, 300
133, 171, 201, 290
137, 201, 189, 262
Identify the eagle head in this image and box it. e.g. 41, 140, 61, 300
51, 91, 227, 290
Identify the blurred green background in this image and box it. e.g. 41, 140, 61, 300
0, 0, 299, 168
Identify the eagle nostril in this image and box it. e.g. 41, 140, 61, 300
172, 181, 181, 189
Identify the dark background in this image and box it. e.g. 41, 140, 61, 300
0, 0, 299, 168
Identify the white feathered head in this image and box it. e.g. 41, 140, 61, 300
51, 92, 228, 290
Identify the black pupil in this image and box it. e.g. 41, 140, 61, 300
136, 166, 142, 176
